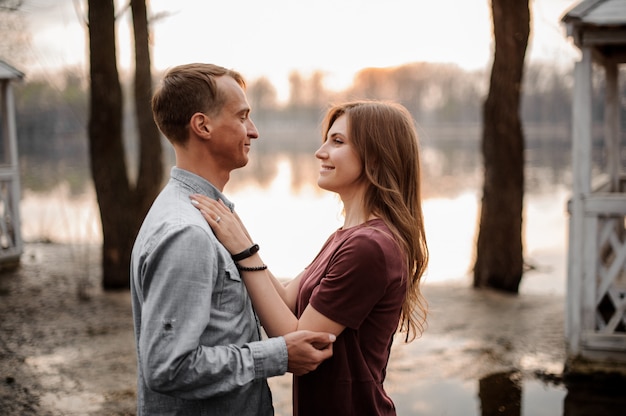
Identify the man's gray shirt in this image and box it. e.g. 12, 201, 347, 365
130, 167, 287, 415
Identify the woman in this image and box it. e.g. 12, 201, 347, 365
191, 100, 428, 415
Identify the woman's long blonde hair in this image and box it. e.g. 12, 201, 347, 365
321, 100, 429, 341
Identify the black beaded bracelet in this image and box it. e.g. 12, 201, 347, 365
236, 264, 268, 272
231, 244, 260, 261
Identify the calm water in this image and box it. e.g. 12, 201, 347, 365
19, 156, 626, 415
19, 158, 570, 293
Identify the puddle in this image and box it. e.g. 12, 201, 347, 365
389, 370, 626, 416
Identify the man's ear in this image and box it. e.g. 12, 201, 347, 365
190, 112, 211, 138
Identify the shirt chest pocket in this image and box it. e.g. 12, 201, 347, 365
214, 263, 247, 314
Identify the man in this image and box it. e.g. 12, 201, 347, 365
130, 63, 334, 415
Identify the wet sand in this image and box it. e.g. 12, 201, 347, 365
0, 242, 568, 415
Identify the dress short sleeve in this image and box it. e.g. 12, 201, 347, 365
309, 228, 394, 329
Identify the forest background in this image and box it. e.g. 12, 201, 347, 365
13, 59, 587, 198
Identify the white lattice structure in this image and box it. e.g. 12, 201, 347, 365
562, 0, 626, 369
0, 60, 24, 268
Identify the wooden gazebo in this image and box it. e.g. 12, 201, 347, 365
0, 60, 23, 268
562, 0, 626, 372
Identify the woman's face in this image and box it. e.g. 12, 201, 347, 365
315, 114, 364, 196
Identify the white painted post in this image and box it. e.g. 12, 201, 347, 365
604, 61, 620, 192
567, 47, 593, 355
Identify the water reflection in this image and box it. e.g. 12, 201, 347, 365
389, 371, 626, 415
563, 372, 626, 416
388, 372, 569, 416
479, 371, 522, 416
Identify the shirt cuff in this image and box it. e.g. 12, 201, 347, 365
249, 336, 288, 379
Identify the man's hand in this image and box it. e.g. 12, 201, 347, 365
284, 330, 335, 376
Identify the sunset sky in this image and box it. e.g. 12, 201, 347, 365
22, 0, 580, 101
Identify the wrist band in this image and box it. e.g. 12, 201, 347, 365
232, 244, 260, 261
237, 264, 268, 272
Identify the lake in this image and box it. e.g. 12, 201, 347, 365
19, 156, 569, 295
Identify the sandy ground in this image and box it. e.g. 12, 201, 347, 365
0, 242, 569, 415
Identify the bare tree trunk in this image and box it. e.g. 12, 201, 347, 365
131, 0, 163, 211
473, 0, 530, 293
88, 0, 128, 289
88, 0, 162, 289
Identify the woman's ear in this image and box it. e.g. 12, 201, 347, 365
190, 112, 211, 138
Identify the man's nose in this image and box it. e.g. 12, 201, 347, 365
248, 120, 259, 139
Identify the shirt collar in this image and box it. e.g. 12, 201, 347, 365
170, 166, 235, 211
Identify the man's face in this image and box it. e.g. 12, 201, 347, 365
208, 76, 259, 172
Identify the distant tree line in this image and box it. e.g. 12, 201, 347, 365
15, 69, 89, 192
11, 61, 621, 193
